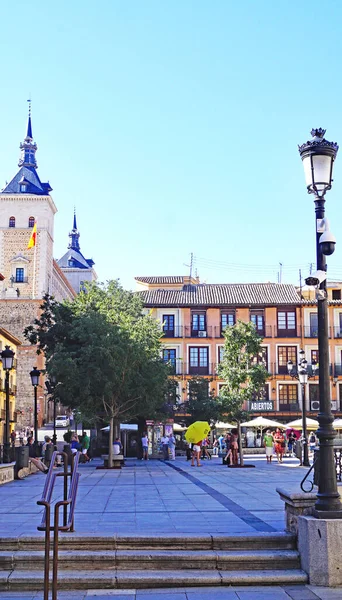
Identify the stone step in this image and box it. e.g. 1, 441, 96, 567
0, 568, 308, 590
0, 549, 301, 571
0, 531, 296, 551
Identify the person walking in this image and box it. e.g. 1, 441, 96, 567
81, 431, 91, 462
161, 433, 169, 460
212, 437, 219, 456
70, 433, 81, 455
168, 434, 176, 460
201, 437, 211, 460
309, 431, 317, 457
223, 432, 232, 464
287, 430, 296, 457
263, 429, 274, 463
230, 428, 239, 466
141, 432, 149, 460
191, 440, 202, 467
273, 428, 286, 463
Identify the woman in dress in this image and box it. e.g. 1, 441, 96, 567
230, 428, 239, 466
273, 428, 286, 463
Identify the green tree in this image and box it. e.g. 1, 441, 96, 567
182, 377, 224, 426
24, 282, 169, 466
218, 320, 269, 465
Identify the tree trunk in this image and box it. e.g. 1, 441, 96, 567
238, 421, 244, 466
108, 415, 114, 468
113, 419, 119, 440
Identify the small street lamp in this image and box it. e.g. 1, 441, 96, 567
287, 350, 317, 467
45, 376, 57, 449
299, 128, 342, 516
1, 346, 15, 463
30, 367, 40, 455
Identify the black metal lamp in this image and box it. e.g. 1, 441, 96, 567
30, 367, 40, 453
1, 346, 15, 463
299, 128, 338, 197
287, 350, 317, 467
299, 128, 342, 516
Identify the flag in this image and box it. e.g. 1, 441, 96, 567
27, 222, 37, 249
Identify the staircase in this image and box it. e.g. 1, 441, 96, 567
0, 532, 307, 591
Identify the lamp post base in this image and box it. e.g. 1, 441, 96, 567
313, 509, 342, 519
3, 442, 11, 464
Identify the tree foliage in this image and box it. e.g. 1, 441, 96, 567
218, 320, 269, 421
24, 281, 169, 462
182, 377, 224, 426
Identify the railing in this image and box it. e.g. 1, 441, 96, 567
276, 325, 301, 338
333, 327, 342, 339
37, 450, 80, 600
162, 326, 183, 338
15, 277, 28, 283
279, 403, 300, 412
184, 326, 213, 338
181, 362, 215, 376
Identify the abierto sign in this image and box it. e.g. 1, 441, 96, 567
249, 400, 274, 412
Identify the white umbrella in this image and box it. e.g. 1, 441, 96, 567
214, 421, 236, 429
286, 417, 319, 430
240, 416, 286, 429
173, 423, 186, 432
333, 419, 342, 429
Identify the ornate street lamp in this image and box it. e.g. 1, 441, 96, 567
30, 367, 40, 455
1, 346, 15, 463
299, 128, 342, 516
287, 349, 317, 467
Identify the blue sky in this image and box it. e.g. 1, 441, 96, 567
0, 0, 342, 289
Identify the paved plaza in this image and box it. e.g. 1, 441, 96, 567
0, 455, 341, 599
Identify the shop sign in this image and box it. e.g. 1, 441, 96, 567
249, 400, 274, 412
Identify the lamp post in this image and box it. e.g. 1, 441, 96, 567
30, 367, 40, 455
1, 346, 15, 463
45, 376, 57, 450
287, 349, 317, 467
299, 128, 342, 516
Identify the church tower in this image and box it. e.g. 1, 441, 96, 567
57, 209, 97, 293
0, 106, 56, 300
0, 107, 75, 430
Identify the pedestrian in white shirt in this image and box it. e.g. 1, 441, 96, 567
141, 433, 149, 460
161, 435, 169, 460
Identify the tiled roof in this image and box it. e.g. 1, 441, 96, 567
1, 166, 52, 195
138, 283, 301, 307
57, 248, 92, 270
135, 276, 185, 284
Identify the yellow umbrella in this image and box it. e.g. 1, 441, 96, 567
185, 421, 211, 444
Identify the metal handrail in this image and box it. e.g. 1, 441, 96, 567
300, 456, 319, 493
37, 451, 81, 600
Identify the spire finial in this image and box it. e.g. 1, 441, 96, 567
26, 98, 33, 140
73, 207, 77, 231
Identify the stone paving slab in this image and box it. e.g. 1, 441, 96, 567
0, 585, 341, 599
0, 455, 321, 537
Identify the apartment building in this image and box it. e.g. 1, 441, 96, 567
136, 276, 342, 422
0, 327, 21, 444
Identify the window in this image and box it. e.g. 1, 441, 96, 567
279, 384, 298, 410
251, 311, 265, 335
310, 313, 318, 337
277, 309, 296, 337
309, 384, 319, 403
333, 290, 341, 300
20, 184, 27, 193
311, 350, 319, 365
191, 312, 206, 336
28, 217, 35, 228
15, 268, 24, 283
9, 216, 15, 228
252, 347, 268, 368
278, 346, 297, 374
163, 349, 176, 373
221, 312, 235, 332
218, 346, 224, 363
163, 315, 175, 337
189, 346, 209, 375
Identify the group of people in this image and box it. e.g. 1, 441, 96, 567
70, 431, 91, 461
263, 428, 318, 464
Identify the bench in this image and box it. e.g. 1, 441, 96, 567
101, 454, 124, 469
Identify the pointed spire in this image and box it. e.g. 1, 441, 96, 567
18, 101, 37, 168
26, 100, 33, 139
68, 209, 81, 251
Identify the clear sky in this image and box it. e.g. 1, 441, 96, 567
0, 0, 342, 290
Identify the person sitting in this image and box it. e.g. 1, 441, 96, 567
113, 437, 122, 456
26, 437, 49, 474
70, 433, 81, 455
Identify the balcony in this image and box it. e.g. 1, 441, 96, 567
303, 326, 332, 339
279, 403, 300, 412
334, 364, 342, 376
162, 326, 183, 338
15, 277, 28, 284
276, 326, 300, 338
185, 326, 212, 339
333, 327, 342, 339
182, 362, 215, 376
162, 359, 182, 375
